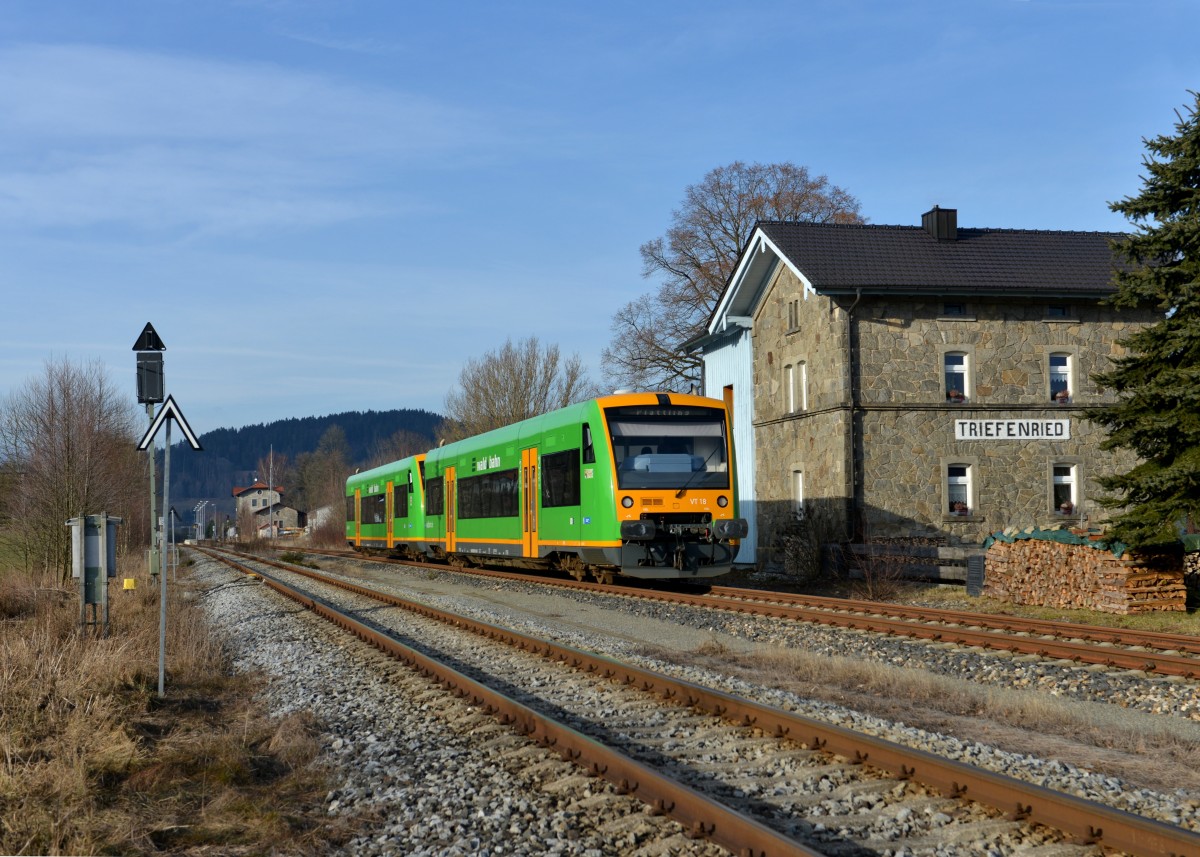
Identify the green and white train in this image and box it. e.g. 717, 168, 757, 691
346, 392, 748, 582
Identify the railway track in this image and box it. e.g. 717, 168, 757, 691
200, 545, 1200, 856
288, 546, 1200, 680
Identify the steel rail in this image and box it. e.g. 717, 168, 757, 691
300, 547, 1200, 654
705, 586, 1200, 657
207, 546, 1200, 857
203, 549, 817, 857
297, 547, 1200, 679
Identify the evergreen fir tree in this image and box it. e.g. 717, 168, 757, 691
1087, 92, 1200, 550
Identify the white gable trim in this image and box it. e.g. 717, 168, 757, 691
709, 228, 815, 335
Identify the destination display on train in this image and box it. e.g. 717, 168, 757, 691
954, 419, 1070, 441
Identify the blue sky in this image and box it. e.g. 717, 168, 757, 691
1, 0, 1196, 436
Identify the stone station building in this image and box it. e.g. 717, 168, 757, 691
691, 207, 1157, 567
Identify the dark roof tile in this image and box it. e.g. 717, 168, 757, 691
756, 221, 1127, 295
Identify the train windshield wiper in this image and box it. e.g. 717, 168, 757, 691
675, 446, 720, 498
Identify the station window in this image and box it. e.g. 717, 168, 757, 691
792, 470, 804, 515
1050, 353, 1071, 403
1046, 304, 1071, 319
944, 352, 969, 402
946, 464, 972, 516
784, 361, 808, 413
1053, 464, 1077, 516
942, 302, 967, 317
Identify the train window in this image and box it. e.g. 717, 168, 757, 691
394, 482, 409, 518
542, 449, 581, 508
582, 423, 595, 464
362, 494, 386, 524
345, 496, 355, 523
426, 477, 444, 515
457, 468, 519, 519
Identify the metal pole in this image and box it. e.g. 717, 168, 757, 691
147, 403, 158, 578
159, 419, 171, 697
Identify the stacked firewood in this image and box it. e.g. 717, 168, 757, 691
985, 536, 1186, 614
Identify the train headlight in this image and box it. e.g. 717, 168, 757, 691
620, 520, 656, 541
717, 495, 729, 508
621, 496, 634, 508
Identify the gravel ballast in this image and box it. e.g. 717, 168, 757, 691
192, 551, 1200, 854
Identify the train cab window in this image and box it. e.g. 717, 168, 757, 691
606, 405, 730, 491
394, 483, 408, 518
582, 423, 595, 464
542, 449, 581, 507
426, 476, 444, 515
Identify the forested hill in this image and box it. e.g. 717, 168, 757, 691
166, 408, 444, 515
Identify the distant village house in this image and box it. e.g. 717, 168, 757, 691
232, 480, 301, 536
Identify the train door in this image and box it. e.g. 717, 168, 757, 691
521, 447, 539, 558
444, 466, 457, 553
386, 481, 394, 548
353, 489, 361, 545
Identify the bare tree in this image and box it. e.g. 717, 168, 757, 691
296, 426, 350, 511
443, 336, 599, 441
603, 161, 864, 391
366, 429, 431, 469
0, 358, 145, 579
296, 426, 352, 546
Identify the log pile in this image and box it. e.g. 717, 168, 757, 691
985, 536, 1186, 614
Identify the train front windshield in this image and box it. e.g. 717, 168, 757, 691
606, 405, 730, 490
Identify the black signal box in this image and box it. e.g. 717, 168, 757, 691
137, 353, 164, 404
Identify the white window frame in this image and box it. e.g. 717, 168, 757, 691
798, 361, 808, 411
1049, 352, 1072, 403
792, 469, 804, 515
945, 462, 973, 517
1052, 463, 1078, 516
944, 351, 969, 403
785, 363, 795, 413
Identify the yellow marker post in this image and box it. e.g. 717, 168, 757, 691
123, 578, 136, 592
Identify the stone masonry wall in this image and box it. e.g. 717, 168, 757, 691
750, 275, 1157, 553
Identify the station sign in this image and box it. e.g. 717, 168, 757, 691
955, 419, 1070, 441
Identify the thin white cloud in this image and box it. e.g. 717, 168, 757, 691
275, 28, 403, 55
0, 43, 506, 235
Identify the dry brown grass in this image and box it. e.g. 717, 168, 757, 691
0, 559, 349, 856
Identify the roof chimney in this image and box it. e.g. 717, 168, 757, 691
922, 205, 957, 241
